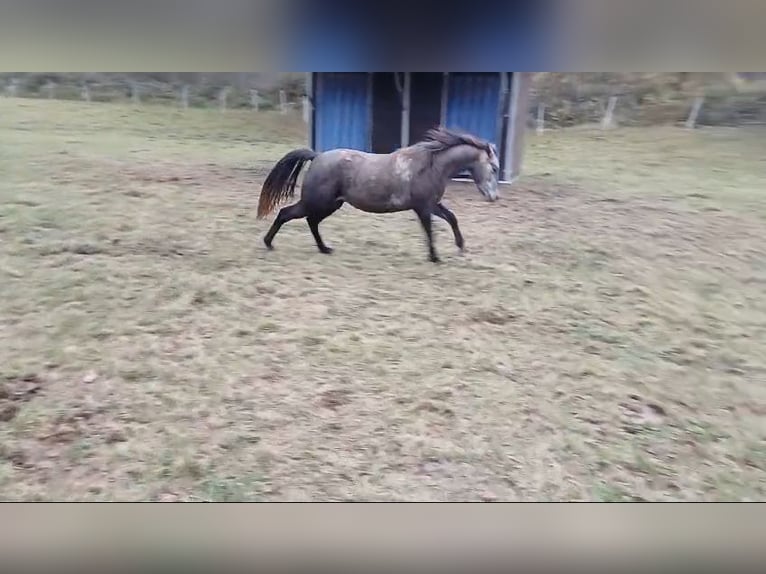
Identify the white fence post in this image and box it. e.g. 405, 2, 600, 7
219, 87, 230, 112
279, 90, 287, 114
601, 95, 618, 129
131, 81, 140, 105
81, 84, 91, 102
250, 89, 260, 111
6, 78, 19, 97
536, 103, 545, 135
302, 95, 310, 123
685, 96, 705, 129
45, 81, 56, 100
180, 85, 189, 109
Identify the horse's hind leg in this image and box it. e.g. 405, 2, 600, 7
433, 203, 464, 252
414, 205, 440, 263
307, 199, 343, 254
263, 202, 307, 250
307, 216, 332, 254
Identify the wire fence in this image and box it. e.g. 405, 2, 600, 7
1, 76, 307, 116
527, 83, 766, 131
4, 74, 766, 131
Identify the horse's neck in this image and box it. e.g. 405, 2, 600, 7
435, 145, 479, 179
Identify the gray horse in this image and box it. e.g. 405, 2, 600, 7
256, 126, 500, 263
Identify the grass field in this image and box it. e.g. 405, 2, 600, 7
1, 99, 765, 501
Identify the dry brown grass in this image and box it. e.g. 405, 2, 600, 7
1, 99, 765, 501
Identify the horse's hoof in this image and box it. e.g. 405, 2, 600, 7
319, 247, 334, 255
430, 256, 442, 264
264, 242, 274, 251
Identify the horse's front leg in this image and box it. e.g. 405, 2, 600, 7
413, 204, 440, 263
433, 202, 464, 253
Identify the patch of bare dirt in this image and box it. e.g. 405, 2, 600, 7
0, 374, 44, 422
319, 389, 353, 410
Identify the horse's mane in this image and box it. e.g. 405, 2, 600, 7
415, 126, 492, 155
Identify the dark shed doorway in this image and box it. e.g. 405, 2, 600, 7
371, 73, 402, 154
409, 72, 444, 145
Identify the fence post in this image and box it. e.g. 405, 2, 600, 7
302, 95, 310, 123
6, 78, 19, 97
601, 95, 618, 129
131, 81, 140, 105
685, 96, 704, 129
45, 81, 56, 100
180, 85, 189, 109
219, 87, 230, 112
279, 90, 287, 114
250, 89, 259, 111
81, 84, 91, 102
536, 103, 545, 135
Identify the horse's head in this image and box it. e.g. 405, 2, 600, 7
468, 143, 499, 202
420, 127, 500, 201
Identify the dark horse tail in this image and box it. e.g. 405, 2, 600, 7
256, 148, 317, 219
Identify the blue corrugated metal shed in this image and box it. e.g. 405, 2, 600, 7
313, 73, 371, 152
307, 72, 532, 183
445, 73, 503, 147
